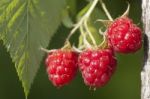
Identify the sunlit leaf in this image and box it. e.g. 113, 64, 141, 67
0, 0, 65, 97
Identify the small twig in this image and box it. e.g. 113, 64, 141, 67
96, 19, 113, 26
83, 33, 92, 48
66, 0, 99, 41
84, 20, 97, 46
98, 33, 106, 47
99, 0, 113, 21
72, 45, 83, 53
80, 25, 92, 48
121, 2, 130, 17
40, 47, 56, 53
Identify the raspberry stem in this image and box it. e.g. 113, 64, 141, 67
99, 0, 113, 21
40, 47, 56, 53
61, 41, 72, 50
121, 2, 130, 17
66, 0, 99, 42
98, 29, 107, 48
84, 20, 97, 46
80, 25, 92, 48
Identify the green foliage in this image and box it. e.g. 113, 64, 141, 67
0, 0, 65, 97
61, 9, 74, 28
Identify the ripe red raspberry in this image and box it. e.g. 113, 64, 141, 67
78, 48, 117, 88
45, 49, 78, 87
107, 17, 142, 53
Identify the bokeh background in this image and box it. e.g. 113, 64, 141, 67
0, 0, 143, 99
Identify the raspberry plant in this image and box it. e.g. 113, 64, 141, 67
0, 0, 142, 98
41, 0, 142, 89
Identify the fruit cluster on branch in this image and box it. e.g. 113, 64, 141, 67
43, 0, 142, 90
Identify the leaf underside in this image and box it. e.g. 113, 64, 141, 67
0, 0, 65, 97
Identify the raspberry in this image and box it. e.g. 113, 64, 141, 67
45, 49, 78, 87
107, 17, 142, 53
78, 48, 117, 88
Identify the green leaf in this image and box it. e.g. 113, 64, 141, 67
0, 0, 65, 97
61, 9, 74, 28
61, 0, 77, 28
66, 0, 77, 16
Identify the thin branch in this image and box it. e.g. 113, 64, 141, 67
66, 0, 99, 41
99, 0, 113, 21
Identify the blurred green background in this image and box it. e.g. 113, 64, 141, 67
0, 0, 143, 99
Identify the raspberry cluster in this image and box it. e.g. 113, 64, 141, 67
44, 16, 142, 89
45, 48, 117, 88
